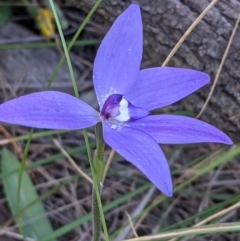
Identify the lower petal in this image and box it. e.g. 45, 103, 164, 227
103, 122, 172, 196
128, 115, 233, 144
0, 91, 100, 130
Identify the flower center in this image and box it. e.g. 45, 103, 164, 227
100, 94, 149, 122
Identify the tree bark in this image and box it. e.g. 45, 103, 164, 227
74, 0, 240, 142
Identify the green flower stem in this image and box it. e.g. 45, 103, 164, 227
83, 129, 109, 241
92, 123, 106, 241
92, 183, 103, 241
94, 122, 105, 183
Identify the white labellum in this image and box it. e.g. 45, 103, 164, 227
114, 99, 130, 121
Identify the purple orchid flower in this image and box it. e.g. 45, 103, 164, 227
0, 4, 232, 196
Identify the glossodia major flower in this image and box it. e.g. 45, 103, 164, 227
0, 4, 232, 196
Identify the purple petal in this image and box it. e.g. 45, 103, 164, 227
93, 4, 142, 107
103, 122, 172, 196
129, 115, 233, 144
0, 91, 100, 129
125, 67, 210, 110
128, 102, 149, 120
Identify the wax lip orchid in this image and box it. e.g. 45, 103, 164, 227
0, 4, 232, 196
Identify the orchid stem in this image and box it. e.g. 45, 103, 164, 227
94, 123, 105, 182
92, 123, 105, 241
83, 128, 109, 241
92, 183, 103, 241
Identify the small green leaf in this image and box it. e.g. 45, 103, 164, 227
1, 148, 56, 240
0, 6, 12, 27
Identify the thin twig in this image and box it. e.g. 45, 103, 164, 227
114, 186, 156, 241
195, 165, 223, 223
53, 139, 93, 184
0, 126, 22, 158
195, 202, 240, 227
125, 212, 138, 238
123, 223, 240, 241
0, 130, 95, 146
0, 230, 36, 241
196, 13, 240, 118
168, 201, 240, 241
162, 0, 219, 67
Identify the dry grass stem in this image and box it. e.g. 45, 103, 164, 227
162, 0, 219, 67
123, 223, 240, 241
53, 138, 93, 184
0, 125, 22, 158
196, 13, 240, 118
0, 230, 36, 241
115, 186, 156, 241
125, 212, 138, 238
195, 201, 240, 227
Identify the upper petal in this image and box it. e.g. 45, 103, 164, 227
93, 4, 142, 107
128, 115, 233, 144
125, 67, 210, 110
0, 91, 100, 130
103, 122, 172, 196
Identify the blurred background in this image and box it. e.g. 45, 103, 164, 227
0, 0, 240, 240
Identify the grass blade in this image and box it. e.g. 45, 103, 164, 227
1, 148, 56, 240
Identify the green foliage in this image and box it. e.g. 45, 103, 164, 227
0, 5, 12, 27
1, 148, 56, 240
